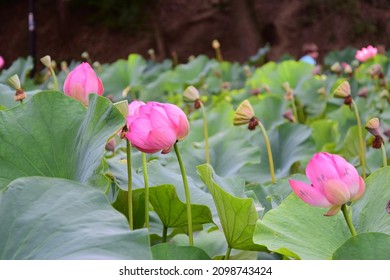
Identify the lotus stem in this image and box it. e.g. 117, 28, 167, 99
174, 142, 194, 246
126, 139, 133, 230
224, 247, 232, 260
162, 226, 168, 243
199, 102, 210, 164
381, 144, 387, 167
341, 204, 357, 236
142, 152, 150, 228
351, 99, 366, 179
258, 121, 276, 183
49, 67, 58, 91
291, 97, 298, 123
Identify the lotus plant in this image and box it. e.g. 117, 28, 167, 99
184, 85, 210, 164
234, 99, 276, 183
333, 81, 366, 179
289, 152, 365, 236
355, 45, 378, 62
63, 62, 104, 105
125, 101, 193, 245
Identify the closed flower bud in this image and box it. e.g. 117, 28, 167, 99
125, 101, 190, 154
289, 152, 365, 216
183, 86, 200, 102
330, 62, 341, 73
365, 118, 380, 137
212, 39, 220, 49
40, 55, 52, 68
233, 100, 256, 126
7, 74, 21, 90
333, 81, 351, 98
63, 62, 104, 105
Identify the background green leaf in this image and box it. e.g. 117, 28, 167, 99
197, 164, 265, 251
0, 91, 125, 191
151, 243, 210, 260
253, 193, 351, 259
0, 177, 151, 260
332, 232, 390, 260
149, 184, 214, 228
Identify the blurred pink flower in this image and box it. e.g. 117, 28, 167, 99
355, 45, 378, 62
63, 62, 104, 105
125, 101, 190, 154
0, 56, 4, 69
288, 152, 365, 216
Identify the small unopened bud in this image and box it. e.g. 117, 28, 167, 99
368, 64, 382, 77
8, 74, 21, 90
92, 61, 103, 73
333, 81, 351, 98
148, 49, 156, 61
283, 110, 296, 123
122, 86, 131, 98
221, 82, 230, 90
81, 51, 90, 61
330, 62, 341, 73
105, 138, 116, 152
365, 118, 381, 137
343, 64, 353, 74
212, 39, 220, 50
51, 60, 57, 70
40, 55, 52, 68
284, 89, 294, 101
358, 87, 369, 98
234, 99, 256, 126
317, 87, 326, 96
60, 61, 68, 72
183, 86, 200, 102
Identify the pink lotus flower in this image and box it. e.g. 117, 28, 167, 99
125, 101, 190, 154
288, 152, 365, 216
0, 56, 4, 69
63, 62, 104, 105
355, 45, 378, 62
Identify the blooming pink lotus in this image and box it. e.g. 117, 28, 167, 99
288, 152, 365, 216
0, 56, 4, 69
355, 45, 378, 62
63, 62, 104, 105
125, 101, 190, 154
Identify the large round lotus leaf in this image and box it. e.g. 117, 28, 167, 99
0, 177, 151, 260
0, 91, 125, 191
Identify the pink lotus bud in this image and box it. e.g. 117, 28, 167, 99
63, 62, 104, 105
355, 45, 378, 62
0, 55, 5, 69
288, 152, 365, 216
125, 101, 190, 154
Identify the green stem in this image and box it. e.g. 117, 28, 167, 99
381, 144, 387, 167
174, 142, 193, 246
351, 100, 366, 180
291, 97, 298, 123
142, 153, 150, 228
257, 121, 276, 183
199, 102, 210, 164
49, 67, 58, 91
126, 139, 133, 230
162, 226, 168, 243
224, 247, 232, 260
341, 204, 357, 236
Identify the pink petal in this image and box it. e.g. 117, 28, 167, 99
324, 205, 342, 216
289, 179, 333, 207
329, 153, 361, 196
306, 153, 340, 191
147, 128, 177, 152
322, 179, 351, 205
351, 176, 366, 201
